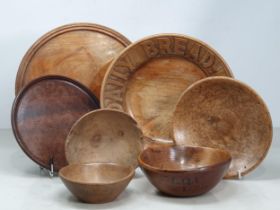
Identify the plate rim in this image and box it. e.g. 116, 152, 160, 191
100, 33, 234, 142
11, 75, 100, 171
15, 22, 131, 95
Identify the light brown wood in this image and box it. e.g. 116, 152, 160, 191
59, 163, 134, 203
65, 109, 143, 168
15, 23, 131, 98
142, 136, 174, 149
138, 145, 231, 196
173, 77, 273, 179
101, 34, 233, 143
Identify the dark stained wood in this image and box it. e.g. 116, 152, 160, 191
173, 76, 273, 178
101, 34, 233, 143
65, 109, 143, 168
11, 75, 99, 171
15, 23, 131, 98
59, 163, 134, 203
138, 145, 231, 196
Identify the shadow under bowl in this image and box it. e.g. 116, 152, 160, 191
138, 145, 231, 197
59, 163, 135, 203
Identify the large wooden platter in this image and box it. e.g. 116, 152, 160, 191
101, 34, 233, 142
15, 23, 131, 98
65, 109, 143, 168
11, 76, 99, 171
173, 77, 273, 178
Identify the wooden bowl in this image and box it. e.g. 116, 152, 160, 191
65, 109, 143, 168
138, 145, 231, 197
101, 34, 233, 143
59, 163, 134, 203
15, 23, 131, 98
173, 76, 273, 178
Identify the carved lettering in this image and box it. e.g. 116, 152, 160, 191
199, 48, 215, 68
106, 78, 124, 88
105, 88, 123, 102
158, 37, 172, 54
116, 56, 135, 71
104, 99, 123, 110
111, 68, 129, 81
174, 37, 187, 56
103, 35, 230, 110
186, 42, 201, 62
210, 59, 225, 75
141, 40, 159, 57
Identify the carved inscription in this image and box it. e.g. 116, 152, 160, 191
102, 36, 229, 109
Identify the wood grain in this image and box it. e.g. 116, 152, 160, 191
101, 34, 233, 143
65, 109, 143, 168
173, 77, 273, 178
11, 76, 99, 171
59, 163, 134, 203
16, 23, 131, 98
138, 145, 231, 196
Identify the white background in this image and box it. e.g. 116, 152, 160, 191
1, 0, 279, 128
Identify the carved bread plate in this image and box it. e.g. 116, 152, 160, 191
15, 23, 131, 98
101, 34, 233, 143
11, 75, 100, 171
173, 76, 273, 179
65, 109, 143, 168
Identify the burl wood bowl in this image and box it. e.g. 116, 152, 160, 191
59, 163, 134, 203
173, 76, 273, 178
138, 145, 231, 197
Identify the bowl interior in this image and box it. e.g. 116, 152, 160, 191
59, 163, 133, 184
139, 146, 231, 171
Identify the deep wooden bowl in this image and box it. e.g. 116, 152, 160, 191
59, 163, 134, 203
138, 145, 231, 197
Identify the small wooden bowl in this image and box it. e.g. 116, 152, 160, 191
59, 163, 134, 203
65, 109, 143, 168
138, 145, 231, 197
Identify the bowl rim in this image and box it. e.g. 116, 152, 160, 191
59, 162, 135, 185
138, 145, 232, 173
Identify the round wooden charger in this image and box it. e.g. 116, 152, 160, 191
101, 34, 233, 143
15, 23, 131, 98
173, 77, 272, 179
12, 76, 100, 171
65, 109, 143, 169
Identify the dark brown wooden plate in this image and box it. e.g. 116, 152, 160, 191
15, 23, 131, 98
101, 34, 233, 143
12, 75, 99, 171
173, 77, 273, 178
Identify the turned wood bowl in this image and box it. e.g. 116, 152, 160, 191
65, 109, 143, 168
59, 163, 134, 203
138, 145, 231, 197
173, 76, 273, 178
